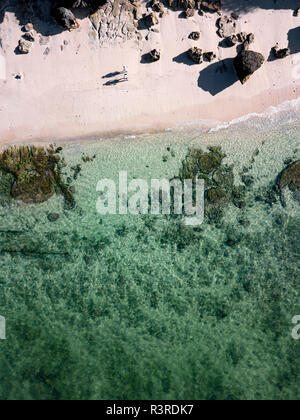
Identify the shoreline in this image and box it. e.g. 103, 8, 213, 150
1, 94, 299, 151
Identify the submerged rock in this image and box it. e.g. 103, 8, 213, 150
276, 160, 300, 204
0, 146, 75, 206
226, 34, 238, 47
233, 50, 265, 84
201, 0, 222, 13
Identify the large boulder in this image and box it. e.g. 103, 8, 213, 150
233, 50, 265, 84
276, 160, 300, 204
52, 7, 79, 30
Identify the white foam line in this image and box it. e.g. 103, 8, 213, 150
209, 98, 300, 133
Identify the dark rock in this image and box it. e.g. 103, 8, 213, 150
52, 7, 80, 30
213, 166, 234, 188
237, 32, 248, 43
188, 31, 200, 41
201, 1, 222, 13
181, 0, 196, 9
217, 15, 236, 38
185, 8, 195, 18
47, 213, 60, 222
203, 51, 216, 62
145, 12, 159, 28
149, 48, 161, 62
241, 174, 254, 186
187, 47, 203, 64
272, 44, 290, 59
276, 160, 300, 204
71, 164, 82, 180
23, 31, 36, 42
206, 187, 230, 211
152, 0, 165, 14
226, 34, 238, 47
233, 50, 265, 84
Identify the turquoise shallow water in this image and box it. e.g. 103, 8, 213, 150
0, 112, 299, 400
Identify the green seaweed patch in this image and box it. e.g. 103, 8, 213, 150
0, 145, 75, 207
176, 146, 240, 222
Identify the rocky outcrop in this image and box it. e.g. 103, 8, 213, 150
276, 160, 300, 205
52, 7, 79, 30
233, 50, 265, 84
0, 146, 75, 206
272, 44, 290, 59
188, 47, 203, 64
90, 0, 142, 46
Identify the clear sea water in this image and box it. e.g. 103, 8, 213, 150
0, 105, 299, 400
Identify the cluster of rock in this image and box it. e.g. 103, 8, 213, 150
0, 145, 75, 207
233, 50, 265, 84
17, 23, 37, 54
143, 0, 167, 30
177, 145, 239, 221
89, 0, 143, 46
217, 15, 255, 50
167, 0, 222, 14
188, 47, 216, 64
188, 31, 201, 41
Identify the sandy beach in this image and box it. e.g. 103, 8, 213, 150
0, 0, 300, 145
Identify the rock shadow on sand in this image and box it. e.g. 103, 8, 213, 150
173, 52, 198, 66
288, 26, 300, 55
198, 58, 238, 96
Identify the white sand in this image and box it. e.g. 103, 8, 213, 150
0, 2, 300, 145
